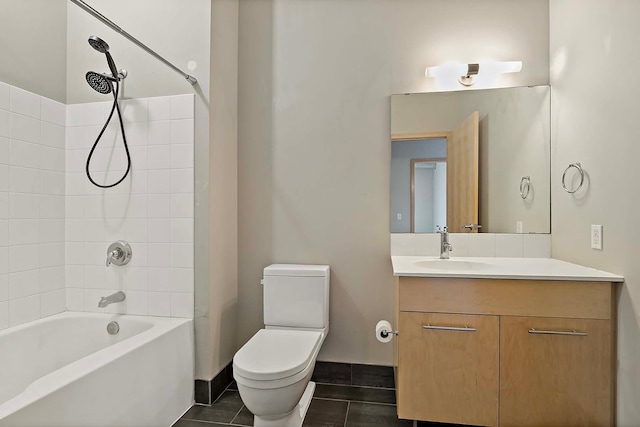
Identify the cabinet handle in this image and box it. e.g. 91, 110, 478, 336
528, 328, 587, 337
423, 324, 476, 332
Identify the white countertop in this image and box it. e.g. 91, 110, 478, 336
391, 256, 624, 282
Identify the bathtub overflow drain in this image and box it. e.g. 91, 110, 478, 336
107, 321, 120, 335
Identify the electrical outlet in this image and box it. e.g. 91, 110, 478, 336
516, 221, 523, 234
591, 225, 603, 250
396, 213, 402, 220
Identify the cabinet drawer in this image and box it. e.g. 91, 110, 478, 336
397, 312, 499, 426
500, 316, 613, 427
398, 277, 613, 319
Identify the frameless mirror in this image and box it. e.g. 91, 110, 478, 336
391, 85, 550, 234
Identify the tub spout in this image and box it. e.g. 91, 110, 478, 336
98, 291, 126, 308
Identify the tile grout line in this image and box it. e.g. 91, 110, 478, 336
343, 401, 350, 427
229, 405, 245, 426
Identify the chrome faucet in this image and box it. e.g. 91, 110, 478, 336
437, 226, 453, 259
98, 291, 126, 308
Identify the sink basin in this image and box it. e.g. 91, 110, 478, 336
412, 259, 491, 271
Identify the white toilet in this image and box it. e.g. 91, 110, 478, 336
233, 264, 330, 427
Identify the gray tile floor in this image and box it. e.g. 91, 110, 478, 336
175, 381, 409, 426
174, 381, 465, 427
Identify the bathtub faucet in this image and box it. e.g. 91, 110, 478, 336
98, 291, 126, 308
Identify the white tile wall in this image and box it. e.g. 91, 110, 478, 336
391, 233, 551, 258
64, 94, 194, 319
0, 81, 66, 331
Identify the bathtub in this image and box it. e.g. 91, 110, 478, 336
0, 312, 193, 427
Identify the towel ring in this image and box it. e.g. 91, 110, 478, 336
520, 176, 531, 199
562, 163, 584, 194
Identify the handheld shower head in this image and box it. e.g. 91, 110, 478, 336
88, 35, 110, 53
88, 35, 120, 81
86, 71, 113, 94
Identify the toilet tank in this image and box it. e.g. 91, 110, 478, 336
263, 264, 330, 329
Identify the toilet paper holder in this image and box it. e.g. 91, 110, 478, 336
380, 329, 398, 338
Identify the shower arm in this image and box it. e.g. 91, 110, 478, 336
69, 0, 197, 85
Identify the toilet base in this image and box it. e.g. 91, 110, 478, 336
253, 381, 316, 427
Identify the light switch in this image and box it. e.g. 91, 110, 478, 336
396, 213, 402, 220
516, 221, 523, 234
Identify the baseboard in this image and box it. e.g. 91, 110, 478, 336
311, 361, 395, 389
194, 362, 234, 405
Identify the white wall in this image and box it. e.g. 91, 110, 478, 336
414, 167, 435, 232
0, 1, 67, 103
238, 0, 549, 365
0, 81, 67, 331
433, 162, 447, 230
550, 0, 640, 424
64, 95, 195, 318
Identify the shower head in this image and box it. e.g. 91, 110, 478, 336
86, 71, 113, 95
88, 35, 110, 53
87, 35, 121, 82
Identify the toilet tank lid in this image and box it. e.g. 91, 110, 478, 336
264, 264, 330, 277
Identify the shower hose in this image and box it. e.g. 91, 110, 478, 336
85, 79, 131, 188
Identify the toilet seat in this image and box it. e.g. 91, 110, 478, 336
233, 329, 322, 389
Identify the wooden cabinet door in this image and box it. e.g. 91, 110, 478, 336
397, 312, 499, 426
500, 316, 613, 427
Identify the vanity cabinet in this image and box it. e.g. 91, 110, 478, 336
394, 277, 616, 427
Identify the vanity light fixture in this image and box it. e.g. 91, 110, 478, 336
425, 61, 523, 86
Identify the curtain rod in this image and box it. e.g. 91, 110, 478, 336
69, 0, 197, 85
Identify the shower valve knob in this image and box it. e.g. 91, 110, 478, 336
106, 241, 132, 267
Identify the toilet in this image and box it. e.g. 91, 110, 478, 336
233, 264, 330, 427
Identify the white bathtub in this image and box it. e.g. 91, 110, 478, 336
0, 312, 194, 427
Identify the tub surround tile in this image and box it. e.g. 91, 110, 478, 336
62, 94, 195, 319
0, 82, 9, 110
148, 97, 171, 122
0, 301, 8, 330
0, 89, 193, 326
0, 274, 7, 301
40, 97, 65, 126
10, 86, 40, 119
171, 94, 195, 120
9, 294, 40, 326
0, 110, 10, 138
171, 293, 194, 318
40, 289, 65, 317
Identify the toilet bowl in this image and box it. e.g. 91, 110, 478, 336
233, 264, 330, 427
234, 327, 327, 426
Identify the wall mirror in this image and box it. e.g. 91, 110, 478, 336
390, 85, 550, 234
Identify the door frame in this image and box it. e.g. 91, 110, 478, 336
392, 132, 450, 233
